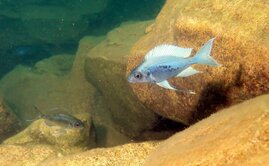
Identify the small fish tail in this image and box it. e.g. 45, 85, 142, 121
192, 38, 221, 66
33, 105, 45, 118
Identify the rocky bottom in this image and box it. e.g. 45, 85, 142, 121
0, 95, 268, 166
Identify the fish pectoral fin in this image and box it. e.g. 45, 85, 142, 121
156, 80, 196, 94
176, 67, 202, 77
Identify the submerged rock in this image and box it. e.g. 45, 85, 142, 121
0, 95, 21, 142
0, 36, 100, 124
0, 38, 98, 148
41, 141, 160, 166
0, 35, 133, 147
144, 95, 269, 165
127, 0, 269, 124
85, 21, 158, 138
3, 116, 93, 153
73, 36, 132, 147
0, 144, 57, 166
0, 95, 268, 165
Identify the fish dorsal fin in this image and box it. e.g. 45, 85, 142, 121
145, 44, 192, 60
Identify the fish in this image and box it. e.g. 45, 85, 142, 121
127, 38, 221, 94
33, 106, 84, 129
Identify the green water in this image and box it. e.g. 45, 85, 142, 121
0, 0, 165, 78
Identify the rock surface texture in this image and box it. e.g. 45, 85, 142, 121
127, 0, 269, 124
1, 95, 268, 165
144, 95, 269, 166
0, 144, 57, 166
3, 118, 93, 154
41, 142, 160, 166
0, 96, 20, 142
85, 21, 158, 138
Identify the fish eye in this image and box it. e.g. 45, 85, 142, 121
134, 72, 142, 79
74, 122, 81, 127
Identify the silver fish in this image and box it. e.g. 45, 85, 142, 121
127, 38, 221, 94
33, 106, 84, 128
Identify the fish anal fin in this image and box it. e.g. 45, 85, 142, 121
176, 67, 202, 77
156, 80, 177, 90
156, 80, 196, 94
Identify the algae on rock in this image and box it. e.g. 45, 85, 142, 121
127, 0, 269, 124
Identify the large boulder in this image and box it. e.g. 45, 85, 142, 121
127, 0, 269, 124
85, 21, 158, 138
144, 95, 269, 165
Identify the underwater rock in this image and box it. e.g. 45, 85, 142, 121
0, 51, 95, 149
40, 141, 160, 166
34, 54, 74, 76
144, 95, 269, 165
0, 144, 57, 166
127, 0, 269, 124
0, 95, 20, 142
0, 42, 97, 148
0, 36, 132, 147
85, 21, 158, 138
3, 116, 93, 153
0, 52, 95, 147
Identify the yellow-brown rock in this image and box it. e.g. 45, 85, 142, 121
127, 0, 269, 124
3, 118, 92, 154
85, 21, 158, 138
41, 141, 160, 166
144, 95, 269, 166
0, 144, 57, 166
0, 95, 20, 142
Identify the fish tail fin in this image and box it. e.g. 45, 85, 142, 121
192, 38, 221, 66
33, 105, 45, 118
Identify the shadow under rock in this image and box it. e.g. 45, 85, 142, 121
189, 64, 244, 124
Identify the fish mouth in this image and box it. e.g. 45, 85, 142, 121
127, 74, 134, 83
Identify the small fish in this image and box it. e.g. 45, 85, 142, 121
128, 38, 221, 94
33, 106, 84, 128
